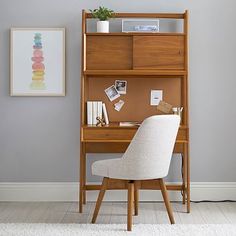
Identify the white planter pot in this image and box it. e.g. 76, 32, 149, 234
97, 21, 109, 33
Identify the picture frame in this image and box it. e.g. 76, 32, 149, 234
10, 28, 65, 96
115, 80, 127, 95
104, 85, 120, 101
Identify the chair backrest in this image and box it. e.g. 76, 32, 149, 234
121, 115, 180, 180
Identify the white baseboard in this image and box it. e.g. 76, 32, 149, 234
0, 182, 236, 202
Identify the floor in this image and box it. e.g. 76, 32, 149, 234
0, 202, 235, 224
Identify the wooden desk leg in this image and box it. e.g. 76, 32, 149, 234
187, 143, 191, 213
79, 143, 85, 213
83, 151, 86, 205
134, 181, 139, 216
182, 147, 187, 205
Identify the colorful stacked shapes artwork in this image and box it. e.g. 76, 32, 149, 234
30, 33, 46, 90
10, 28, 65, 96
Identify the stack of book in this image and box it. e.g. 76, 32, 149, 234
87, 101, 109, 125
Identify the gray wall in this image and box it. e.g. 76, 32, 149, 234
0, 0, 236, 183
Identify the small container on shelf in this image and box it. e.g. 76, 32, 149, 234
172, 107, 183, 122
122, 19, 159, 33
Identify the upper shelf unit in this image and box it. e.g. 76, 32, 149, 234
82, 11, 188, 73
85, 34, 185, 71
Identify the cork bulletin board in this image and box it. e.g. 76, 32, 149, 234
87, 76, 181, 122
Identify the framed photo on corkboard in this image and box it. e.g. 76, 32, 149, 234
10, 28, 65, 96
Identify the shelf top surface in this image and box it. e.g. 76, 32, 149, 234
84, 12, 187, 19
85, 32, 185, 36
84, 70, 187, 76
82, 123, 187, 129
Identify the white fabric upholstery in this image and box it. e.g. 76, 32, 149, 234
92, 115, 180, 180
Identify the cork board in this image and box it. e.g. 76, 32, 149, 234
87, 76, 181, 122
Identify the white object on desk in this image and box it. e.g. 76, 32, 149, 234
87, 101, 93, 125
102, 103, 109, 125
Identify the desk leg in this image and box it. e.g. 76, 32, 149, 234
182, 145, 187, 205
83, 151, 86, 205
187, 143, 191, 213
79, 143, 85, 213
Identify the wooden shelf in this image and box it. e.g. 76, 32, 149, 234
84, 70, 187, 76
85, 12, 186, 19
79, 10, 190, 214
85, 183, 183, 191
86, 32, 185, 36
82, 139, 188, 143
82, 123, 188, 129
83, 123, 139, 129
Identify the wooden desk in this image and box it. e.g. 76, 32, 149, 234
79, 123, 190, 213
79, 10, 190, 214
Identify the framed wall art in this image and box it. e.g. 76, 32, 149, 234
10, 28, 65, 96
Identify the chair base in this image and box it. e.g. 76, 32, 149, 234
91, 177, 175, 231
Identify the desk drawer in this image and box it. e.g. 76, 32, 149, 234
85, 142, 184, 153
83, 128, 136, 141
82, 127, 188, 142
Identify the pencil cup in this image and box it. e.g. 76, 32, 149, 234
172, 107, 183, 122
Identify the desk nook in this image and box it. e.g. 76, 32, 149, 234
79, 10, 190, 213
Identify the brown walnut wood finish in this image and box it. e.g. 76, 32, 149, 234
133, 36, 185, 70
85, 13, 185, 19
86, 36, 132, 70
87, 77, 181, 122
79, 11, 190, 215
82, 125, 187, 141
91, 178, 175, 231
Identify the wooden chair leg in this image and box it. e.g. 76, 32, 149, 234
159, 178, 175, 224
127, 181, 134, 231
91, 177, 109, 223
134, 181, 139, 216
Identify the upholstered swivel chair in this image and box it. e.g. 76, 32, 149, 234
91, 115, 180, 231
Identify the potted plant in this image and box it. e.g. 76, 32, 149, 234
89, 6, 114, 33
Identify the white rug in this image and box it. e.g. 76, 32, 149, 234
0, 224, 236, 236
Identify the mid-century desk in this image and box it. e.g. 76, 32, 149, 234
79, 10, 190, 213
80, 123, 190, 213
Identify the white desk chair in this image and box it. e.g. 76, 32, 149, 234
91, 115, 180, 231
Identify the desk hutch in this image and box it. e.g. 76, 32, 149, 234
79, 10, 190, 213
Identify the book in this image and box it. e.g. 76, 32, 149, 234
97, 101, 103, 120
119, 121, 140, 127
102, 103, 109, 125
87, 101, 93, 125
92, 102, 98, 125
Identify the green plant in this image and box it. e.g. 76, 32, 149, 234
89, 6, 114, 21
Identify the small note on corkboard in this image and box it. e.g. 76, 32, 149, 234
157, 100, 173, 114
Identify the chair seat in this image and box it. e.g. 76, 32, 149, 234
92, 158, 166, 180
92, 159, 122, 178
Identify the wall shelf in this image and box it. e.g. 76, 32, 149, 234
85, 12, 185, 19
85, 32, 185, 36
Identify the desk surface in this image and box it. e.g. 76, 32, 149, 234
81, 123, 188, 142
